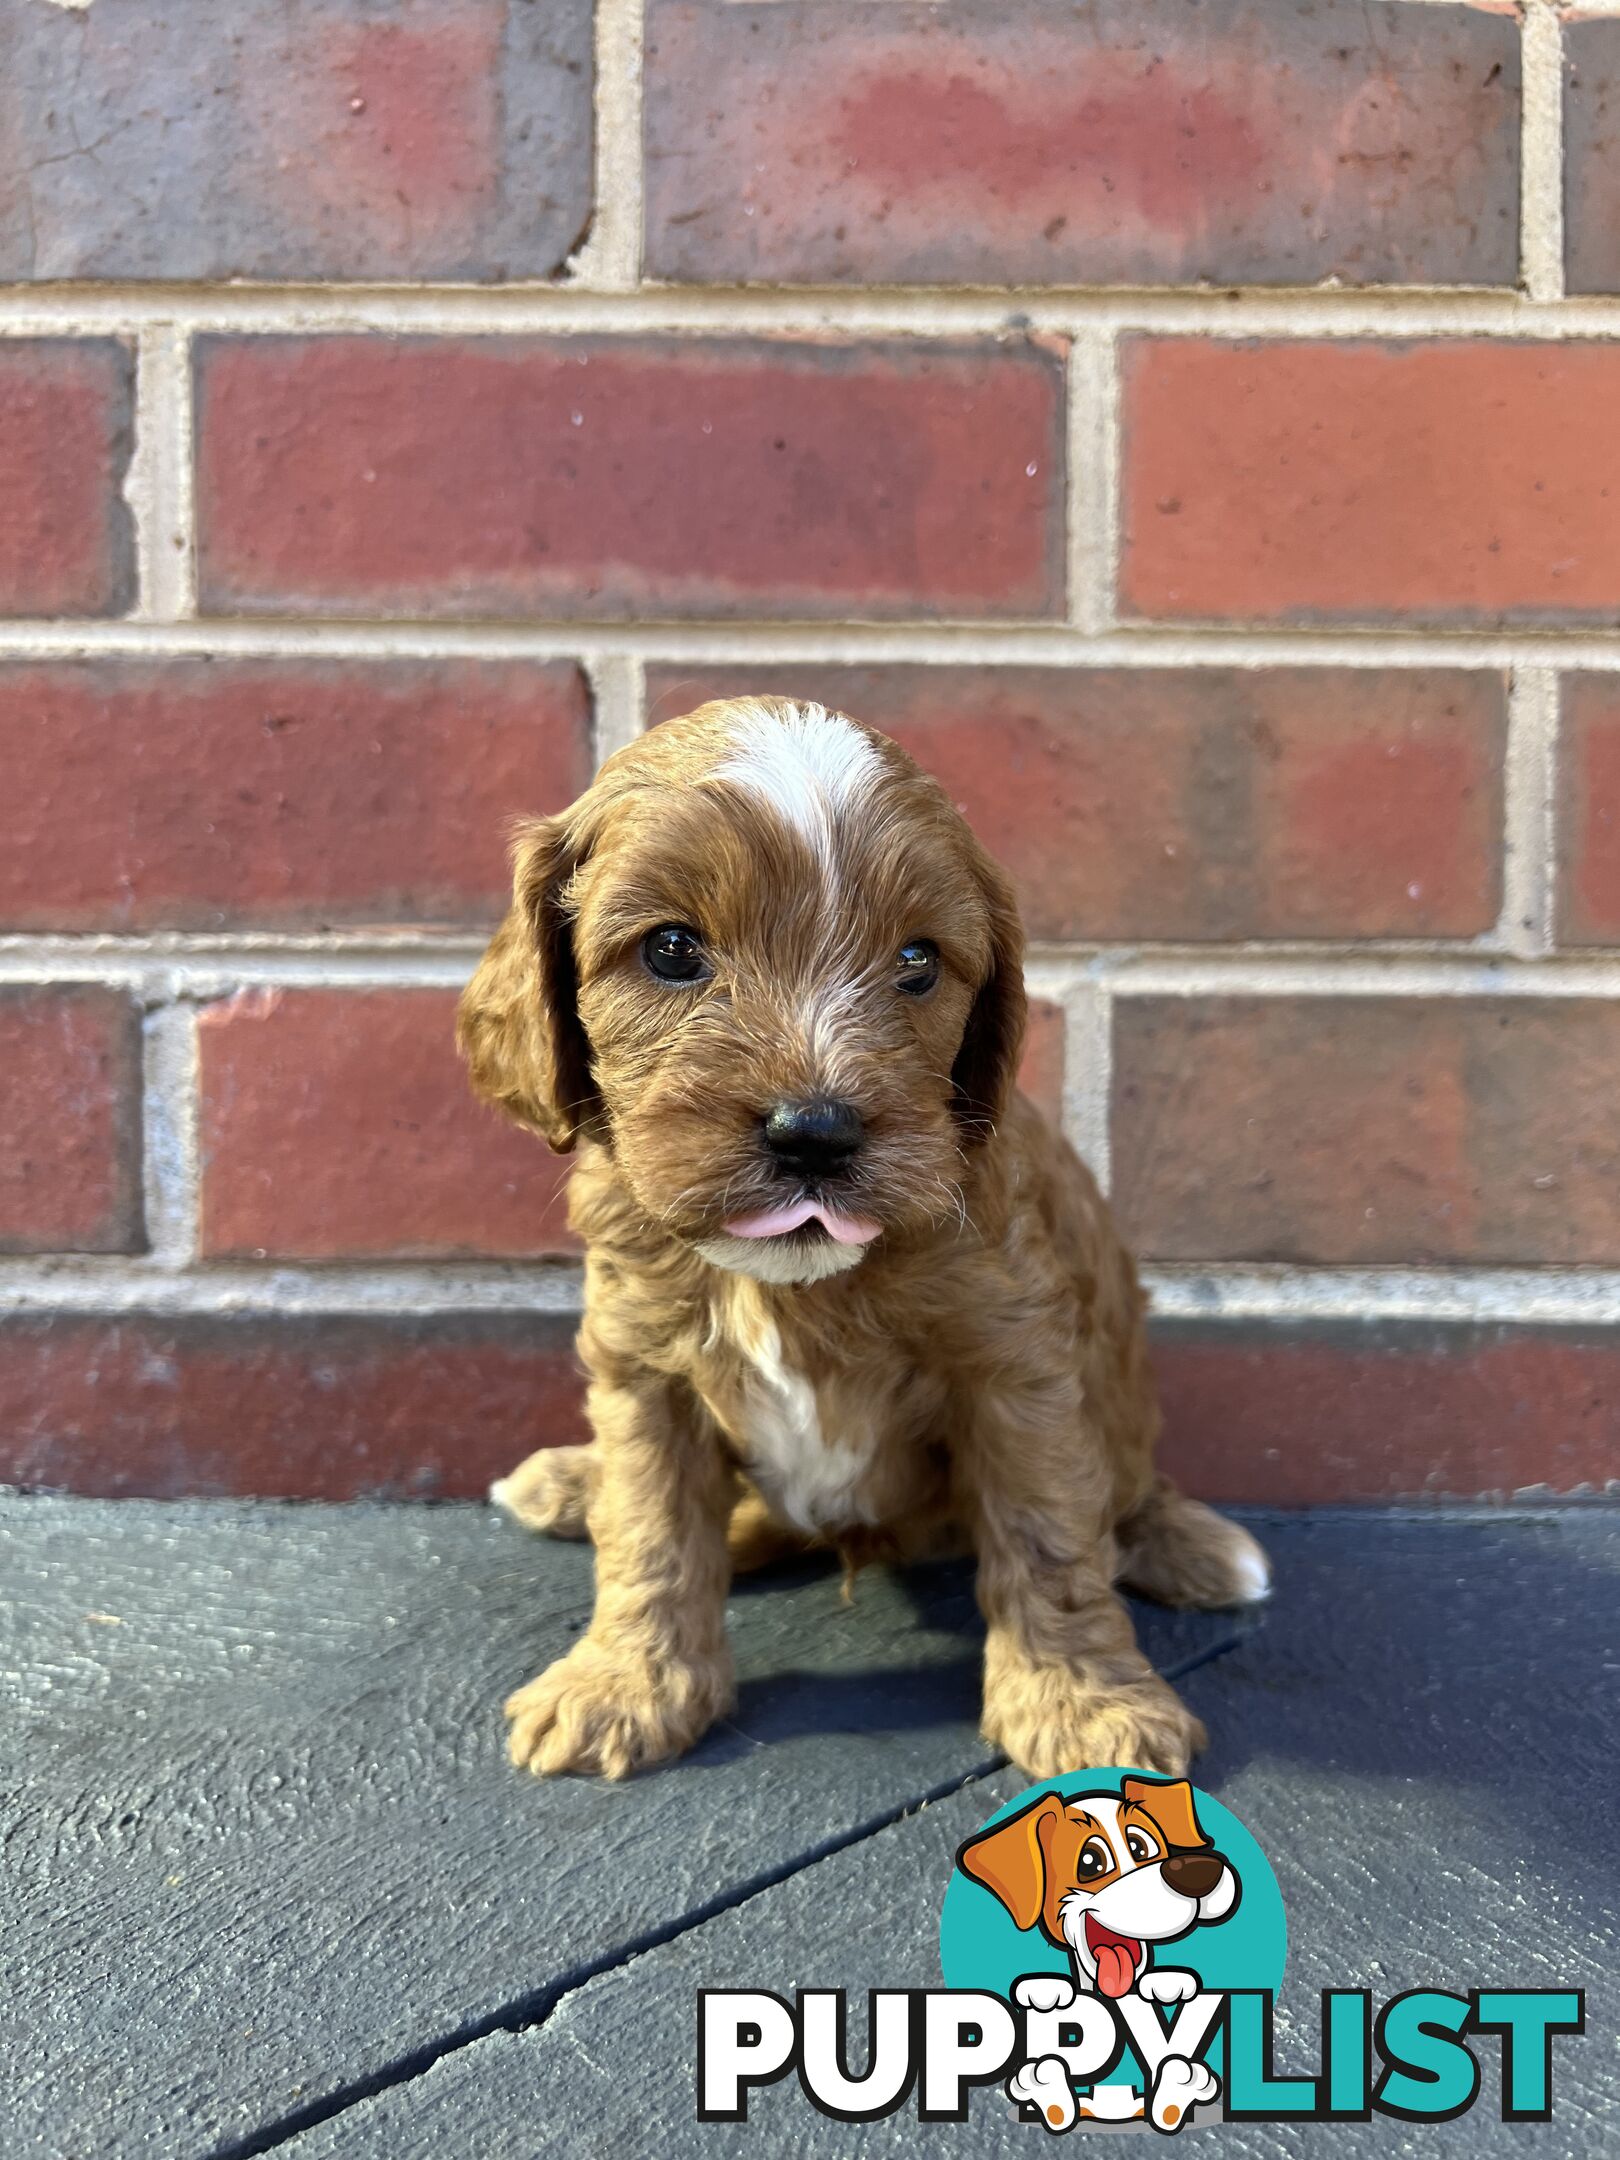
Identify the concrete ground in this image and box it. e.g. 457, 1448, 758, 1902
1, 1496, 1614, 2159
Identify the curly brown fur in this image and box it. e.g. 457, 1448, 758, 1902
460, 699, 1269, 1781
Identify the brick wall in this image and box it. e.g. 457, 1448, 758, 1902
2, 0, 1616, 1505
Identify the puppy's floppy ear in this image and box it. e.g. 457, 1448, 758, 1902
955, 1790, 1064, 1934
952, 842, 1028, 1145
1121, 1776, 1211, 1852
457, 816, 599, 1153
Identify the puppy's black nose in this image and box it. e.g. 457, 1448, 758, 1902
763, 1098, 865, 1175
1162, 1851, 1225, 1900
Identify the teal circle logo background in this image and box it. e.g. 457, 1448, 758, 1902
940, 1771, 1287, 2034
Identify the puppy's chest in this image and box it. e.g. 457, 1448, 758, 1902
701, 1289, 926, 1536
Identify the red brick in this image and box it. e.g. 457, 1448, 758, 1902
194, 336, 1064, 622
0, 987, 143, 1255
0, 0, 592, 282
1153, 1322, 1620, 1506
1557, 676, 1620, 948
0, 659, 591, 935
0, 342, 133, 617
0, 1313, 585, 1500
650, 666, 1505, 942
1018, 1000, 1065, 1128
1113, 996, 1620, 1266
1121, 340, 1620, 627
197, 989, 573, 1262
6, 1309, 1607, 1506
646, 0, 1518, 290
1564, 20, 1620, 295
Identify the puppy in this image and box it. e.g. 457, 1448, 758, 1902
459, 698, 1269, 1781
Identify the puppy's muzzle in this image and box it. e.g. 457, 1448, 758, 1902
1161, 1850, 1225, 1899
762, 1097, 865, 1179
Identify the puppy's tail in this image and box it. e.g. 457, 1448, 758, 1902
1115, 1480, 1271, 1612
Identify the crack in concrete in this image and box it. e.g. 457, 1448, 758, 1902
207, 1625, 1250, 2159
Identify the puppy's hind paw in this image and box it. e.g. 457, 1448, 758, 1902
1117, 1488, 1270, 1613
1007, 2056, 1078, 2133
490, 1444, 596, 1539
1150, 2056, 1219, 2132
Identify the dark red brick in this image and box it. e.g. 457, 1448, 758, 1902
1121, 340, 1620, 627
0, 1313, 585, 1500
1557, 676, 1620, 948
0, 342, 133, 617
194, 336, 1065, 622
649, 666, 1505, 942
1019, 999, 1065, 1128
1114, 996, 1620, 1266
0, 0, 592, 282
0, 658, 591, 935
646, 0, 1519, 290
0, 987, 143, 1255
197, 988, 573, 1262
1153, 1322, 1620, 1505
6, 1309, 1607, 1506
1564, 20, 1620, 295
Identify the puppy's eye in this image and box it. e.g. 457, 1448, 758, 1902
1125, 1828, 1160, 1864
1076, 1837, 1113, 1881
896, 938, 940, 997
641, 924, 710, 985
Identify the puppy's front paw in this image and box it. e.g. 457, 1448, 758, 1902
1014, 1974, 1077, 2014
505, 1637, 733, 1779
1137, 1968, 1199, 2005
984, 1671, 1206, 1781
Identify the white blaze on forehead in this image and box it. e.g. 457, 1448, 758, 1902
712, 701, 883, 871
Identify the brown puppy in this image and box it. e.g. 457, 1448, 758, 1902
459, 698, 1268, 1781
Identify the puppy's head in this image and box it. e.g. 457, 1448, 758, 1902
458, 699, 1026, 1285
956, 1778, 1239, 1998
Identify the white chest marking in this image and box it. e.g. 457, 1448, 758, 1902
730, 1304, 872, 1535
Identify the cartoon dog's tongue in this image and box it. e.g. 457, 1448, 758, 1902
1085, 1917, 1143, 2000
723, 1198, 880, 1246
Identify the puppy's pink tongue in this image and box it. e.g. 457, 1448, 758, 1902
723, 1198, 880, 1246
1094, 1943, 1138, 1999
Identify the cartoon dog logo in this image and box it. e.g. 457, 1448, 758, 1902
956, 1775, 1240, 2132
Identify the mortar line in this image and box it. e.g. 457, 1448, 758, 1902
0, 1260, 586, 1316
1500, 665, 1561, 957
1145, 1266, 1620, 1325
125, 323, 196, 622
1041, 959, 1620, 997
564, 0, 643, 291
1060, 979, 1113, 1191
14, 289, 1620, 337
16, 941, 1620, 993
586, 651, 646, 764
1521, 0, 1566, 305
138, 1002, 200, 1268
3, 619, 1620, 669
9, 1258, 1620, 1327
1065, 330, 1119, 636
